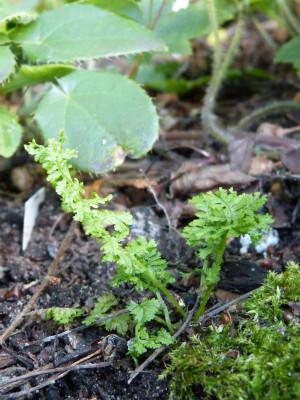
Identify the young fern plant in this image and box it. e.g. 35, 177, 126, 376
25, 133, 185, 358
182, 188, 274, 322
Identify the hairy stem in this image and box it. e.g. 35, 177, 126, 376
236, 100, 300, 130
202, 0, 221, 140
250, 14, 277, 51
277, 0, 300, 35
202, 0, 244, 144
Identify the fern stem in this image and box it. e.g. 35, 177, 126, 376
194, 235, 227, 322
194, 283, 215, 322
152, 275, 185, 317
156, 291, 175, 333
236, 100, 300, 130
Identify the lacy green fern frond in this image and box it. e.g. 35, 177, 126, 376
183, 188, 273, 258
46, 307, 84, 324
83, 294, 131, 336
182, 188, 273, 321
25, 134, 185, 358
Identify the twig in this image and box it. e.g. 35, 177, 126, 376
0, 362, 110, 399
128, 294, 201, 384
193, 287, 259, 325
0, 221, 77, 345
140, 168, 172, 236
23, 309, 130, 347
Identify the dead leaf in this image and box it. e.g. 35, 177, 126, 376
288, 302, 300, 317
257, 122, 300, 137
84, 177, 159, 199
171, 163, 255, 194
282, 146, 300, 174
229, 138, 254, 173
248, 156, 279, 175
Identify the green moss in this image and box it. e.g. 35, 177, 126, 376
162, 262, 300, 399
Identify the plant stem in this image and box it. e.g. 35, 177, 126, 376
150, 273, 186, 317
194, 283, 215, 322
250, 14, 277, 51
277, 0, 300, 35
202, 0, 221, 141
129, 53, 144, 80
156, 291, 175, 333
151, 0, 167, 29
149, 0, 153, 27
202, 0, 244, 144
194, 235, 227, 322
129, 0, 166, 79
236, 100, 300, 130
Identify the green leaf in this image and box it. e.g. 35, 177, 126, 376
0, 105, 22, 157
0, 8, 36, 27
154, 0, 236, 54
35, 69, 159, 173
0, 32, 9, 44
128, 299, 161, 323
83, 294, 118, 325
103, 313, 131, 335
0, 46, 16, 83
274, 36, 300, 75
80, 0, 145, 24
1, 64, 76, 93
9, 4, 166, 63
139, 0, 173, 26
46, 307, 84, 324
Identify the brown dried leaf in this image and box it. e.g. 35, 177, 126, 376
282, 146, 300, 174
229, 138, 254, 173
171, 163, 255, 194
248, 156, 279, 175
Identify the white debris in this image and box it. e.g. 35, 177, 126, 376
240, 229, 279, 255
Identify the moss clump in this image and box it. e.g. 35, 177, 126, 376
162, 261, 300, 400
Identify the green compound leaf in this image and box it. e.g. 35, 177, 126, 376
46, 307, 84, 324
0, 105, 22, 157
1, 64, 76, 93
0, 46, 16, 83
35, 69, 159, 173
9, 4, 166, 63
274, 36, 300, 76
128, 299, 161, 323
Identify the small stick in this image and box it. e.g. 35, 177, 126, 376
0, 362, 110, 399
0, 221, 77, 345
193, 287, 259, 325
128, 294, 201, 384
23, 309, 130, 347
